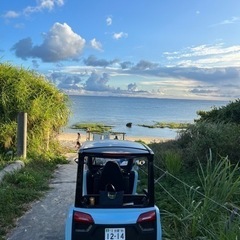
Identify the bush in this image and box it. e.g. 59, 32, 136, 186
196, 98, 240, 124
0, 63, 70, 156
177, 122, 240, 165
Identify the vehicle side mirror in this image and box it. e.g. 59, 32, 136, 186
136, 160, 145, 166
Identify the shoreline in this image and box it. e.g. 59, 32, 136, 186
56, 132, 173, 148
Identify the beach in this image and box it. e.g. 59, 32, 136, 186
56, 132, 172, 149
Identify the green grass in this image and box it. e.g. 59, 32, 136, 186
71, 122, 112, 133
163, 150, 183, 175
0, 156, 68, 239
138, 122, 191, 129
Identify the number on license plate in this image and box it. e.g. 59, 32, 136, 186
105, 228, 125, 240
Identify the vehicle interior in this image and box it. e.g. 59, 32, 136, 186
75, 156, 151, 208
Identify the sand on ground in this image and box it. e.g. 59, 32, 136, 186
56, 132, 172, 149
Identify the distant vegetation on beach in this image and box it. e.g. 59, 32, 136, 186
72, 121, 191, 132
72, 123, 112, 133
138, 122, 191, 129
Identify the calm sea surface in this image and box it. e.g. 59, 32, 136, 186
65, 95, 228, 139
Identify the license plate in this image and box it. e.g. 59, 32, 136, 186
105, 228, 125, 240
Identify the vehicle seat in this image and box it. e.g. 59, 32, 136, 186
98, 161, 124, 192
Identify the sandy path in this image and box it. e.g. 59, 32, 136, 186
56, 132, 172, 149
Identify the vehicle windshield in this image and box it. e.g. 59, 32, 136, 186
91, 158, 129, 167
75, 153, 152, 208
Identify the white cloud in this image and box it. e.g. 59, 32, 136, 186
12, 22, 86, 62
213, 16, 240, 26
141, 78, 201, 88
106, 17, 112, 26
113, 32, 128, 40
84, 72, 112, 91
163, 43, 240, 68
40, 0, 64, 9
3, 0, 64, 19
24, 0, 64, 14
2, 10, 20, 19
48, 58, 240, 100
90, 38, 103, 51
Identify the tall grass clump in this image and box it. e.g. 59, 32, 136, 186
197, 153, 240, 239
198, 151, 240, 208
161, 153, 240, 239
163, 150, 182, 175
0, 63, 70, 157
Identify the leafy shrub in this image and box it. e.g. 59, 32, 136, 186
177, 122, 240, 165
196, 98, 240, 124
0, 63, 70, 156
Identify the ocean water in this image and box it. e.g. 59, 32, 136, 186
65, 95, 228, 139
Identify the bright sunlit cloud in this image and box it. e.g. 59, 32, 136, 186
90, 38, 103, 51
23, 0, 64, 15
113, 32, 128, 40
2, 0, 64, 19
163, 43, 240, 68
11, 22, 85, 62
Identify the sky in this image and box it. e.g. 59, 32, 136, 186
1, 0, 240, 100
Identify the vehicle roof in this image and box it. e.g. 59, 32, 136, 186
78, 140, 154, 156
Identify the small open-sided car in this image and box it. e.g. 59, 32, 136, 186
65, 140, 162, 240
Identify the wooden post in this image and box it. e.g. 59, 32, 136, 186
17, 112, 27, 159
